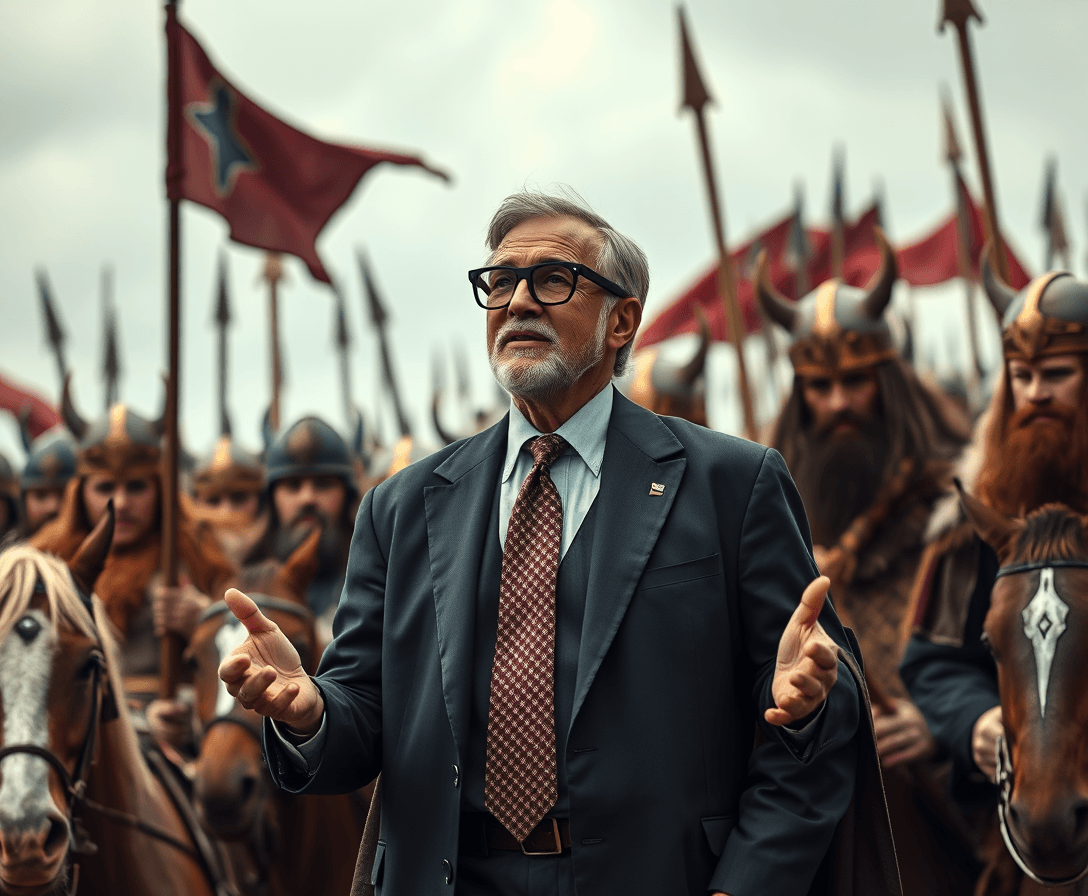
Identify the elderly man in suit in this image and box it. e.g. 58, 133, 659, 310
219, 190, 864, 896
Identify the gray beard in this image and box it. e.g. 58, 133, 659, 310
489, 305, 609, 399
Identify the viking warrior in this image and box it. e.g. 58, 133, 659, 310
244, 416, 359, 635
17, 425, 77, 538
0, 453, 18, 542
758, 231, 976, 893
903, 257, 1088, 824
190, 434, 265, 563
624, 307, 711, 425
32, 380, 233, 747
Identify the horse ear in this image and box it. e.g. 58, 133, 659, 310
69, 500, 115, 596
280, 526, 322, 600
954, 479, 1021, 561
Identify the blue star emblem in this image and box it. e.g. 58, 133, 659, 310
187, 82, 256, 196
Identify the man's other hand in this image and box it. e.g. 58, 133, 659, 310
873, 698, 937, 768
971, 705, 1003, 782
217, 588, 325, 736
766, 575, 839, 727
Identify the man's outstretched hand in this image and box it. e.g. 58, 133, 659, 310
217, 588, 325, 737
766, 575, 839, 727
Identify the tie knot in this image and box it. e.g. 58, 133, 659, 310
530, 434, 568, 470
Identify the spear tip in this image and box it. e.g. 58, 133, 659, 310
677, 6, 713, 114
215, 251, 231, 325
939, 0, 983, 33
262, 252, 285, 285
940, 87, 963, 164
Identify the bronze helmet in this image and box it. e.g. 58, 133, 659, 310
755, 228, 898, 377
61, 376, 164, 479
191, 435, 264, 501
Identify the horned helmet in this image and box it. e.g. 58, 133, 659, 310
0, 453, 17, 528
755, 228, 899, 378
981, 247, 1088, 363
625, 307, 711, 425
61, 375, 164, 480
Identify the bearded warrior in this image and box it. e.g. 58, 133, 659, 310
190, 433, 265, 563
244, 416, 359, 637
17, 422, 77, 538
903, 257, 1088, 837
31, 380, 233, 747
758, 231, 976, 893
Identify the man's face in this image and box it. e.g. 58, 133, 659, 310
81, 472, 159, 549
1008, 354, 1084, 415
800, 368, 880, 437
272, 475, 346, 536
23, 486, 65, 535
194, 490, 260, 525
485, 216, 619, 400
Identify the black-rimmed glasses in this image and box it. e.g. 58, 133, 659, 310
467, 261, 630, 310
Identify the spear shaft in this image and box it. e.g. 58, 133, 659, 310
678, 8, 756, 440
358, 249, 411, 438
263, 253, 285, 432
214, 252, 231, 434
35, 269, 68, 392
334, 287, 354, 428
941, 0, 1010, 282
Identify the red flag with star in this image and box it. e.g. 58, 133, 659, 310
166, 15, 449, 283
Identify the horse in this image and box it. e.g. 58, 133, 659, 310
187, 527, 365, 896
960, 487, 1088, 894
0, 507, 233, 896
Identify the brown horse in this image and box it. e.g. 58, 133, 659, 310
960, 488, 1088, 894
188, 528, 365, 896
0, 509, 229, 896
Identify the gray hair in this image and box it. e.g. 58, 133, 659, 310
485, 188, 649, 376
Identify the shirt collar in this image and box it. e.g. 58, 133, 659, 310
502, 384, 613, 483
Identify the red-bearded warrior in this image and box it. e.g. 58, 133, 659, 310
32, 380, 233, 748
902, 256, 1088, 890
758, 231, 976, 894
190, 433, 265, 564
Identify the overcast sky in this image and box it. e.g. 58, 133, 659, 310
2, 0, 1085, 465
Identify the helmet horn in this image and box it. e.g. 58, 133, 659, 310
980, 243, 1017, 323
859, 227, 898, 321
61, 374, 88, 441
677, 305, 711, 385
754, 249, 798, 332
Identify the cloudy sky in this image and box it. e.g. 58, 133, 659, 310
2, 0, 1085, 465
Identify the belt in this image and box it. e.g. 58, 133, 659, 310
459, 812, 571, 857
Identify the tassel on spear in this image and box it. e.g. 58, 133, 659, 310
677, 6, 757, 440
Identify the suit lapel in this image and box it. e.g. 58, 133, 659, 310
424, 419, 507, 759
571, 394, 686, 726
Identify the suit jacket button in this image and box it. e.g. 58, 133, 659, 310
442, 858, 453, 884
452, 764, 460, 788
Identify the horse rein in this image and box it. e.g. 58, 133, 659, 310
992, 559, 1088, 887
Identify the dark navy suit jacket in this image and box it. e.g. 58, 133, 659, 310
265, 392, 860, 896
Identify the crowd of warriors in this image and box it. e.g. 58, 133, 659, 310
0, 235, 1086, 894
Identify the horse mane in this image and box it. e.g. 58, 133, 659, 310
1007, 503, 1088, 566
0, 544, 156, 794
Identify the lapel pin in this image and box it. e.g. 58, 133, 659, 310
649, 482, 665, 497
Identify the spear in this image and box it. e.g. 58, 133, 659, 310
1040, 157, 1070, 272
357, 248, 411, 437
941, 89, 983, 384
677, 6, 756, 439
333, 282, 354, 429
829, 148, 846, 279
261, 253, 285, 433
213, 252, 232, 435
785, 181, 812, 298
34, 268, 68, 392
101, 265, 120, 410
940, 0, 1010, 283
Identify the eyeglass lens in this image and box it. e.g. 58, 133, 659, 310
475, 264, 577, 307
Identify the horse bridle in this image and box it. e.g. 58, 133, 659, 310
0, 577, 201, 888
196, 594, 315, 896
992, 559, 1088, 887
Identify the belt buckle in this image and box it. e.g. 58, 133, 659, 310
521, 817, 562, 856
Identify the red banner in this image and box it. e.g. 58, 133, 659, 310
167, 16, 448, 283
638, 179, 1031, 349
0, 372, 60, 440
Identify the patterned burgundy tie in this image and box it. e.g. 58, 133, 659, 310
485, 433, 569, 842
